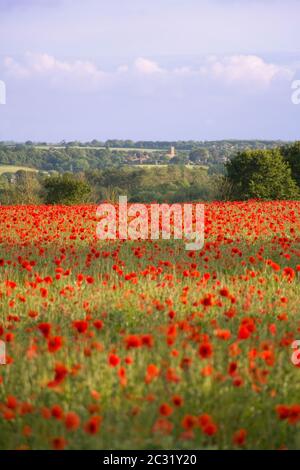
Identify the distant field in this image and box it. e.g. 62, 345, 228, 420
0, 163, 208, 176
132, 164, 209, 170
0, 165, 38, 175
107, 147, 165, 152
34, 146, 166, 153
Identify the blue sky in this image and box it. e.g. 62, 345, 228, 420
0, 0, 299, 141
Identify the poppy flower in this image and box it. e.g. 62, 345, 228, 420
84, 415, 102, 435
172, 395, 183, 407
51, 437, 67, 450
202, 422, 218, 436
199, 342, 213, 359
65, 412, 80, 431
152, 418, 174, 435
48, 336, 63, 353
48, 363, 68, 388
108, 353, 120, 367
51, 404, 64, 420
93, 320, 103, 330
125, 335, 142, 349
73, 320, 88, 334
6, 395, 18, 410
233, 429, 247, 446
159, 403, 173, 417
38, 322, 51, 338
182, 415, 196, 430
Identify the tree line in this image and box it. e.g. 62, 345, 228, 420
0, 141, 300, 204
0, 166, 227, 205
0, 140, 285, 173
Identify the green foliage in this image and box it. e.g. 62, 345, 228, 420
0, 170, 43, 205
226, 149, 300, 200
0, 140, 285, 173
1, 141, 300, 203
189, 148, 209, 163
281, 141, 300, 187
0, 146, 117, 172
43, 173, 91, 205
86, 166, 225, 203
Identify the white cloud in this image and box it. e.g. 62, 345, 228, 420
174, 66, 195, 76
4, 52, 108, 91
206, 55, 293, 86
134, 57, 164, 75
3, 53, 294, 93
131, 55, 293, 87
4, 57, 30, 78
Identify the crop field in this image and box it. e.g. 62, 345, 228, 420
0, 201, 299, 450
0, 165, 38, 175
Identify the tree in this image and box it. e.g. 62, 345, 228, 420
43, 173, 91, 205
281, 141, 300, 186
13, 170, 42, 204
189, 148, 209, 163
226, 149, 299, 200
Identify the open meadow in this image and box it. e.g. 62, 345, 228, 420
0, 201, 299, 450
0, 165, 38, 175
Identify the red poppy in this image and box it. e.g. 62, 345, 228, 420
65, 412, 80, 431
125, 335, 142, 349
48, 336, 63, 353
108, 353, 120, 367
199, 342, 213, 359
48, 363, 68, 388
84, 415, 102, 435
38, 322, 52, 338
51, 437, 67, 450
73, 320, 88, 334
51, 404, 64, 420
233, 429, 247, 446
159, 403, 173, 417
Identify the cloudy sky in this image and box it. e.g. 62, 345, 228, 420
0, 0, 299, 141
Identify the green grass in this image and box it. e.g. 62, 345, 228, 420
0, 165, 38, 175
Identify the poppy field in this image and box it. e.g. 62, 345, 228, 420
0, 201, 300, 450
